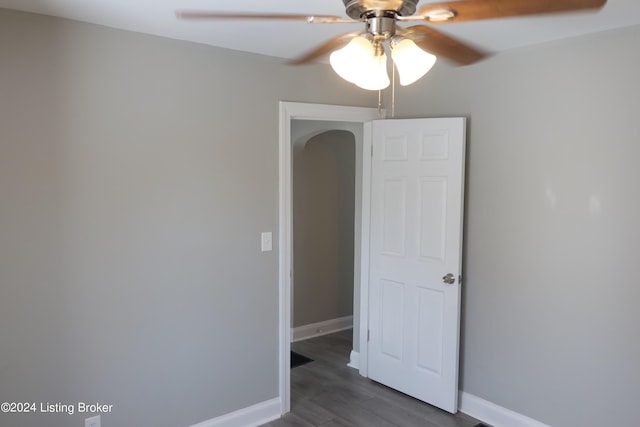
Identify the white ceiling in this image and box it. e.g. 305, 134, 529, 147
1, 0, 639, 62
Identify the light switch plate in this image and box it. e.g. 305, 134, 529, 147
261, 232, 272, 252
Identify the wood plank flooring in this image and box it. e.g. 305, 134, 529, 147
261, 330, 484, 427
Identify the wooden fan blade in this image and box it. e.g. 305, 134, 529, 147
401, 25, 488, 65
418, 0, 607, 24
176, 11, 346, 22
289, 32, 361, 65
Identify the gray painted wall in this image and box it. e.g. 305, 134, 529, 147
0, 9, 374, 427
395, 25, 640, 427
292, 130, 355, 328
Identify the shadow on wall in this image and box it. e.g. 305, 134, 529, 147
293, 130, 356, 329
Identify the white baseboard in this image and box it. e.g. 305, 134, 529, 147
291, 316, 353, 342
189, 398, 280, 427
459, 392, 551, 427
347, 350, 360, 369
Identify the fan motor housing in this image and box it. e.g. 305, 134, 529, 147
343, 0, 419, 19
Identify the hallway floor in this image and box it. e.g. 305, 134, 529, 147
261, 329, 484, 427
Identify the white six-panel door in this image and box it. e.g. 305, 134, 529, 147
367, 118, 466, 413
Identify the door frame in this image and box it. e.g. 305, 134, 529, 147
278, 101, 381, 413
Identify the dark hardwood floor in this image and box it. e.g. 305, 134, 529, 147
261, 329, 484, 427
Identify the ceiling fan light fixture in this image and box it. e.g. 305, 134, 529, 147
391, 37, 436, 86
330, 36, 390, 90
329, 36, 372, 83
354, 50, 390, 90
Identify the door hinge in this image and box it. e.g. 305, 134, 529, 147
367, 330, 370, 342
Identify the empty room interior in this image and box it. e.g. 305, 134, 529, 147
1, 2, 639, 427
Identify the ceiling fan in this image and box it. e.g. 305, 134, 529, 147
177, 0, 607, 90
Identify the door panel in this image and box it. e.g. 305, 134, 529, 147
419, 177, 447, 261
382, 178, 407, 256
380, 279, 405, 360
368, 118, 465, 413
416, 286, 444, 375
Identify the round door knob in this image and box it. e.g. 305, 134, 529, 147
442, 273, 456, 285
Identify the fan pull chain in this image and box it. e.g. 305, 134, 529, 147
377, 89, 383, 118
391, 63, 396, 119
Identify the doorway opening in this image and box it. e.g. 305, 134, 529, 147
279, 104, 467, 421
278, 102, 381, 413
291, 128, 356, 344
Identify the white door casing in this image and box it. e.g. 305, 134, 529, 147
278, 102, 381, 414
279, 105, 465, 415
367, 118, 466, 413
